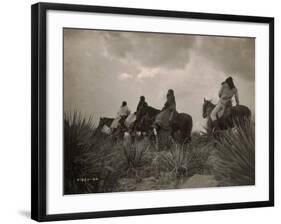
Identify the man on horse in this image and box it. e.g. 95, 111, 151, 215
111, 101, 131, 130
210, 76, 240, 131
154, 89, 177, 129
135, 96, 148, 129
136, 96, 148, 112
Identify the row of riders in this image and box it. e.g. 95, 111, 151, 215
98, 76, 251, 143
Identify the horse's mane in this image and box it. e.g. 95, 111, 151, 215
146, 106, 160, 115
207, 101, 215, 107
147, 106, 160, 111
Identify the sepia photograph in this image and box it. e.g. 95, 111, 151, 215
63, 28, 255, 195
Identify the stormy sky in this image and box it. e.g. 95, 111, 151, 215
64, 28, 255, 131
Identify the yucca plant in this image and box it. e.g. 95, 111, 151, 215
153, 143, 191, 178
64, 111, 127, 193
121, 140, 150, 177
214, 120, 255, 186
157, 139, 215, 177
64, 111, 96, 194
81, 140, 126, 193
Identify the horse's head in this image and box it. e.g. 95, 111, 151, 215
202, 98, 214, 118
98, 117, 105, 128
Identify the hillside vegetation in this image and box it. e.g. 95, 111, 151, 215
64, 112, 255, 194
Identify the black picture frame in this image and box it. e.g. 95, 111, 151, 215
31, 2, 274, 222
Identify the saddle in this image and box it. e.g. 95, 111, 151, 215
223, 101, 232, 118
169, 111, 179, 126
119, 115, 129, 129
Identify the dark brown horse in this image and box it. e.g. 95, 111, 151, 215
170, 112, 193, 143
202, 98, 251, 133
135, 106, 160, 133
136, 106, 193, 143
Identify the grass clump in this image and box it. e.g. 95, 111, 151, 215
64, 112, 95, 194
213, 120, 255, 186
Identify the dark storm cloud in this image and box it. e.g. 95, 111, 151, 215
197, 36, 255, 81
100, 32, 255, 81
63, 29, 141, 117
101, 31, 196, 70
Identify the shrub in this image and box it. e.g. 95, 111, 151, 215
121, 139, 151, 177
64, 112, 124, 194
152, 142, 213, 179
64, 112, 96, 194
213, 120, 255, 186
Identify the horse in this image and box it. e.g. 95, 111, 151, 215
136, 106, 193, 144
134, 106, 160, 133
97, 117, 114, 130
97, 116, 124, 138
202, 98, 251, 134
170, 112, 193, 143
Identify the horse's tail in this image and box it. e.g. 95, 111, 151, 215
231, 105, 251, 127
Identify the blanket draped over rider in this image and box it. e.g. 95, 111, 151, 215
154, 89, 177, 130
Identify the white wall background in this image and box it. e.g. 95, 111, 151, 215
0, 0, 279, 223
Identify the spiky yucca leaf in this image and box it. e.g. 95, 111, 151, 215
214, 120, 255, 186
121, 140, 150, 175
64, 111, 129, 193
64, 111, 96, 194
154, 140, 214, 179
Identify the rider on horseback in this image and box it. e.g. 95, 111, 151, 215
136, 96, 148, 117
164, 89, 177, 124
210, 76, 240, 131
154, 89, 177, 129
135, 96, 148, 128
111, 101, 131, 129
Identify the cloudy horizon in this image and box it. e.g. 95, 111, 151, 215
64, 28, 255, 131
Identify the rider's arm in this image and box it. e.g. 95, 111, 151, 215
234, 88, 240, 105
218, 85, 224, 98
127, 107, 131, 115
162, 101, 168, 110
136, 103, 140, 111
